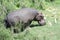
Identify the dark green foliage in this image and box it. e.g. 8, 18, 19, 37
45, 0, 54, 2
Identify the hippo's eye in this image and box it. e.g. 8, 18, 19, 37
40, 16, 44, 19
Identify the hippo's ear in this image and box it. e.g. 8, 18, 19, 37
39, 12, 43, 16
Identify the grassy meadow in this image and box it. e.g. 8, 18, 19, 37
0, 0, 60, 40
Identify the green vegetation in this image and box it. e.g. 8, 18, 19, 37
0, 0, 60, 40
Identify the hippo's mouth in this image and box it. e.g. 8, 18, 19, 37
38, 20, 46, 26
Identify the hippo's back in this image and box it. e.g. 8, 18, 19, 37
7, 8, 38, 23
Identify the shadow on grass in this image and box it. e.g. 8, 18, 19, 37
30, 24, 41, 27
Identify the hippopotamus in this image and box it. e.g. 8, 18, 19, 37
4, 8, 46, 33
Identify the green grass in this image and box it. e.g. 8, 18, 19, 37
0, 0, 60, 40
14, 23, 60, 40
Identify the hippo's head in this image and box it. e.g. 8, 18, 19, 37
36, 13, 46, 26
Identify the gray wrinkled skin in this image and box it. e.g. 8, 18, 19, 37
4, 8, 46, 33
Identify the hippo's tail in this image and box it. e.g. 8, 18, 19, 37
4, 18, 11, 28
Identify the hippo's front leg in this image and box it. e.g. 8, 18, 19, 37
21, 20, 32, 32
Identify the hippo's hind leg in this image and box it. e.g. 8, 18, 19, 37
4, 19, 14, 33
